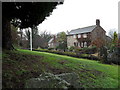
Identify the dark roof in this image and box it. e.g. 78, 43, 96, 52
106, 35, 112, 41
68, 25, 97, 35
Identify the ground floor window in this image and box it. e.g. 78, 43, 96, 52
79, 41, 88, 48
81, 42, 83, 47
74, 41, 88, 47
84, 42, 87, 47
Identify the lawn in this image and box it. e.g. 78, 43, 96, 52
2, 49, 119, 88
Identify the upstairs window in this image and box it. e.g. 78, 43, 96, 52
73, 35, 76, 38
83, 34, 87, 38
78, 34, 81, 38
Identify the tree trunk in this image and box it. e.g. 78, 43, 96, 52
19, 29, 23, 47
2, 18, 14, 50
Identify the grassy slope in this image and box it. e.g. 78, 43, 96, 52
2, 49, 119, 88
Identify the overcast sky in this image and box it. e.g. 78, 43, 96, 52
38, 0, 119, 35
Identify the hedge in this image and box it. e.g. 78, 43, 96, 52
33, 48, 99, 61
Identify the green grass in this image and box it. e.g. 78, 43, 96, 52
2, 49, 119, 88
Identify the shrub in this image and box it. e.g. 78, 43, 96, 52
107, 47, 120, 65
48, 48, 54, 50
75, 46, 97, 54
68, 46, 75, 51
34, 48, 99, 61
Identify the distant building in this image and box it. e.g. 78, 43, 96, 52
67, 19, 108, 48
48, 35, 59, 48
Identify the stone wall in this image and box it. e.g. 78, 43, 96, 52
91, 26, 106, 43
67, 35, 77, 48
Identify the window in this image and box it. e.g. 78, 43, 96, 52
73, 35, 76, 38
48, 44, 50, 47
76, 42, 78, 46
78, 34, 81, 38
74, 42, 76, 46
74, 42, 78, 47
84, 42, 87, 47
81, 42, 83, 47
83, 34, 87, 38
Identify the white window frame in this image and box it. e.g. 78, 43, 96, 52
78, 34, 81, 38
81, 42, 83, 47
84, 42, 87, 47
83, 34, 87, 38
73, 35, 76, 38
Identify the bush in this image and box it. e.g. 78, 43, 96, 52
107, 47, 120, 65
68, 46, 75, 51
98, 46, 108, 63
75, 46, 97, 54
48, 48, 54, 50
79, 54, 99, 60
34, 48, 99, 61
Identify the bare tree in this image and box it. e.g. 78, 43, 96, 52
38, 30, 52, 48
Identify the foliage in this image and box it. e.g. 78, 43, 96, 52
3, 2, 62, 28
25, 29, 52, 49
98, 46, 108, 63
108, 29, 116, 39
56, 32, 67, 51
91, 38, 105, 48
2, 49, 119, 88
2, 2, 63, 50
75, 46, 97, 54
68, 46, 75, 51
104, 31, 120, 64
113, 31, 118, 43
35, 48, 99, 61
39, 30, 52, 48
48, 48, 54, 50
108, 31, 118, 53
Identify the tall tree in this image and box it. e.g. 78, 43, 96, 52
34, 30, 52, 48
113, 31, 118, 44
57, 32, 67, 51
2, 2, 63, 50
107, 31, 118, 52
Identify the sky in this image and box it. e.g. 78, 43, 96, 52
38, 0, 119, 35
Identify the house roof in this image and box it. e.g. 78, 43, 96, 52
106, 35, 112, 41
48, 38, 54, 43
68, 25, 97, 35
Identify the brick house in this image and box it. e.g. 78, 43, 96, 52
67, 19, 107, 48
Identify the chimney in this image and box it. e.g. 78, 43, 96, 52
96, 19, 100, 26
